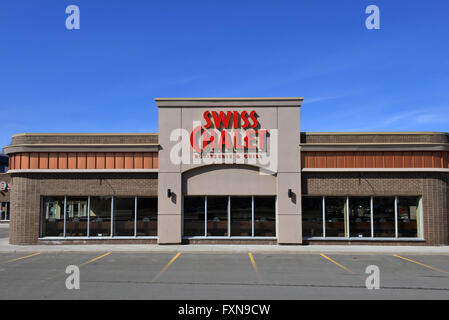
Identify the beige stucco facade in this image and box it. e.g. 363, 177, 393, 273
156, 98, 304, 244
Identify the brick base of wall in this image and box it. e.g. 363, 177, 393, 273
10, 172, 158, 245
182, 239, 277, 245
304, 240, 427, 246
38, 239, 157, 245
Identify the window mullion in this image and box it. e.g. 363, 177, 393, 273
370, 196, 374, 238
346, 196, 350, 238
228, 196, 231, 238
204, 196, 208, 237
111, 196, 114, 238
394, 196, 398, 238
87, 196, 90, 237
63, 196, 67, 237
322, 196, 326, 238
134, 196, 137, 238
251, 196, 255, 237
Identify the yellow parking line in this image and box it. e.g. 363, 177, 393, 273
393, 254, 449, 275
78, 252, 112, 267
248, 252, 262, 282
41, 252, 112, 283
152, 252, 181, 282
1, 252, 41, 264
320, 253, 359, 276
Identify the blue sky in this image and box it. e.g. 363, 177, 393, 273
0, 0, 448, 148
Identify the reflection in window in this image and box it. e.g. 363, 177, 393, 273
136, 197, 157, 236
65, 197, 88, 237
40, 196, 157, 238
183, 196, 276, 238
113, 198, 135, 236
398, 197, 419, 238
89, 197, 112, 237
42, 197, 65, 237
303, 195, 422, 239
184, 196, 205, 236
373, 197, 395, 237
231, 197, 252, 236
254, 197, 276, 237
302, 197, 323, 237
349, 197, 371, 238
0, 202, 9, 221
325, 197, 346, 237
207, 197, 228, 236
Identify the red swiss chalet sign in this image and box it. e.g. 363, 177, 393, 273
189, 110, 268, 153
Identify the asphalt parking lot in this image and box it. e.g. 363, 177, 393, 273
1, 250, 449, 299
0, 225, 448, 299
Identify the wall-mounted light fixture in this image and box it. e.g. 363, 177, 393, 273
288, 189, 293, 198
167, 189, 172, 198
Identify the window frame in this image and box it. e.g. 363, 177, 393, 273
39, 195, 158, 239
303, 195, 424, 241
183, 195, 277, 239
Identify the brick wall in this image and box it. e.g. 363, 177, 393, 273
302, 172, 449, 245
9, 173, 158, 244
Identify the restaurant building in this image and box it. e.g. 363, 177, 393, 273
3, 98, 449, 245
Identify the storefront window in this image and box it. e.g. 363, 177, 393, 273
302, 197, 323, 237
398, 197, 420, 238
40, 195, 157, 238
325, 197, 346, 237
65, 197, 88, 237
0, 202, 9, 221
207, 196, 228, 236
349, 197, 371, 238
231, 197, 252, 236
254, 196, 276, 237
373, 197, 395, 237
303, 195, 422, 240
183, 195, 276, 238
42, 197, 65, 237
183, 196, 205, 236
89, 196, 112, 237
137, 197, 157, 236
113, 197, 135, 236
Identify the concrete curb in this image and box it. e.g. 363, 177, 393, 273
1, 239, 449, 255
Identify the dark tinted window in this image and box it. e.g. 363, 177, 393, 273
302, 197, 323, 237
65, 197, 88, 237
231, 197, 252, 236
254, 196, 275, 237
89, 196, 112, 237
325, 197, 346, 237
137, 197, 157, 236
113, 197, 135, 236
207, 196, 228, 236
184, 196, 205, 236
349, 197, 371, 238
398, 197, 419, 238
373, 197, 395, 237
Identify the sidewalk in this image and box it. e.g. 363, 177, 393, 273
1, 238, 449, 255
